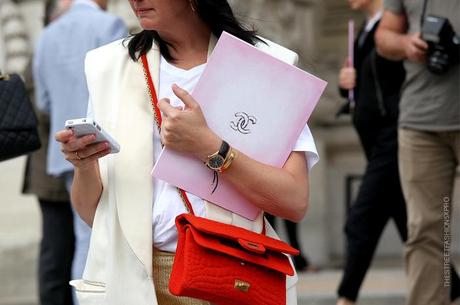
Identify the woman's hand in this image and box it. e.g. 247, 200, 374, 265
55, 129, 111, 170
339, 58, 356, 90
158, 84, 221, 161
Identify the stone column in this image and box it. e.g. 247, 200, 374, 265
0, 0, 31, 74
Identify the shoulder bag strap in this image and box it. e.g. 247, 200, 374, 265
141, 54, 195, 216
421, 0, 429, 28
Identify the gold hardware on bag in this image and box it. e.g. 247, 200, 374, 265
234, 279, 250, 292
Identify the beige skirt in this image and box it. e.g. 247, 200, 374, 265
153, 249, 210, 305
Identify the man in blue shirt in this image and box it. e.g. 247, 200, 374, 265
34, 0, 127, 303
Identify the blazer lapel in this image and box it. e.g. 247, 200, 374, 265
113, 46, 160, 277
113, 35, 213, 276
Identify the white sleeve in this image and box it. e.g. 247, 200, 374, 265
292, 124, 319, 171
86, 97, 94, 119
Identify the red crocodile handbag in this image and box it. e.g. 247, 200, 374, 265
169, 213, 299, 305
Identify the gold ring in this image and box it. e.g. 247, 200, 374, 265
75, 151, 81, 160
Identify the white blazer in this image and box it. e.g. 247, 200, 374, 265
70, 34, 300, 305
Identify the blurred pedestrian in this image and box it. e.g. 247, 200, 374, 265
265, 214, 317, 272
376, 0, 460, 304
22, 1, 75, 305
335, 0, 407, 304
33, 0, 127, 303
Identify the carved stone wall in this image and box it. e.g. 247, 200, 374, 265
231, 0, 317, 59
0, 0, 31, 74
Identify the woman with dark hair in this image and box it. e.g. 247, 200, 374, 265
55, 1, 319, 304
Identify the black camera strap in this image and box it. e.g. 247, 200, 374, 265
420, 0, 429, 28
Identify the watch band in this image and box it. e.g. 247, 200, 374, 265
218, 140, 230, 159
221, 148, 237, 173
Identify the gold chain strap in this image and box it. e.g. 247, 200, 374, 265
177, 189, 191, 214
141, 61, 161, 134
140, 56, 193, 215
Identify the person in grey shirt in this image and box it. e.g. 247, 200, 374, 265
376, 0, 459, 305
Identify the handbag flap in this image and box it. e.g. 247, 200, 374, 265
0, 74, 38, 130
176, 214, 298, 276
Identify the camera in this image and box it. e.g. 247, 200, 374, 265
421, 15, 460, 75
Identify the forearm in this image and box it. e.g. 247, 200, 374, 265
222, 151, 309, 222
375, 10, 410, 61
376, 29, 408, 60
71, 161, 103, 226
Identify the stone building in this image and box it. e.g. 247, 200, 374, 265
1, 0, 459, 267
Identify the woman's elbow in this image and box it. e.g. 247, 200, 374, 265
285, 194, 309, 223
70, 192, 98, 227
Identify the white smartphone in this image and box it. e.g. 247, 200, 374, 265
65, 118, 120, 154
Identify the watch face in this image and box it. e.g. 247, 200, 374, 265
208, 155, 225, 170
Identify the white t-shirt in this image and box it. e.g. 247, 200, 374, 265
152, 56, 319, 252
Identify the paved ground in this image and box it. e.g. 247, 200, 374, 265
0, 245, 408, 305
0, 157, 40, 305
298, 269, 406, 305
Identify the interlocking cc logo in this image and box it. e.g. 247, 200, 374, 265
230, 112, 257, 134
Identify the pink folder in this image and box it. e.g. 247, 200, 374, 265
152, 32, 327, 220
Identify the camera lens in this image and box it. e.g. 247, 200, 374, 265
453, 35, 460, 45
428, 51, 450, 74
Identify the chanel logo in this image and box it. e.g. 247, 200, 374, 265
230, 112, 257, 134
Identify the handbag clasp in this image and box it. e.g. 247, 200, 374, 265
234, 279, 250, 292
238, 238, 266, 254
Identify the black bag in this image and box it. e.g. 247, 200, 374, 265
0, 73, 41, 162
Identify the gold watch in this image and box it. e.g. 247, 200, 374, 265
205, 140, 230, 171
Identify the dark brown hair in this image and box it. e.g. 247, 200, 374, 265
126, 0, 263, 61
